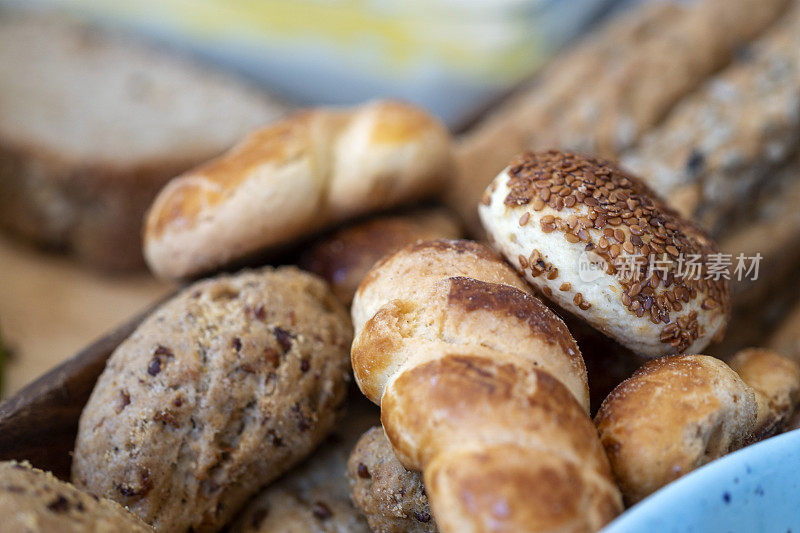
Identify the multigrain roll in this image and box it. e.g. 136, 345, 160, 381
351, 240, 621, 532
595, 355, 757, 504
729, 348, 800, 439
347, 427, 435, 533
231, 396, 378, 533
300, 208, 461, 306
72, 267, 352, 532
144, 100, 453, 280
479, 150, 730, 357
0, 461, 152, 533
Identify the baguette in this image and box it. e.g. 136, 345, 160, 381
622, 2, 800, 236
144, 101, 453, 279
450, 0, 788, 235
351, 239, 621, 532
0, 11, 287, 270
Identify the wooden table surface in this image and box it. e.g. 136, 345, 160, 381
0, 236, 172, 398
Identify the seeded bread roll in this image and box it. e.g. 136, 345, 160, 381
622, 3, 800, 236
300, 208, 461, 306
479, 150, 730, 357
351, 240, 621, 532
0, 461, 152, 533
0, 11, 287, 270
595, 355, 758, 504
729, 348, 800, 439
144, 100, 453, 280
348, 427, 435, 533
232, 396, 378, 533
72, 267, 352, 532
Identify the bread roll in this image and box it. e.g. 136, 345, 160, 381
769, 299, 800, 363
351, 240, 621, 532
72, 267, 352, 531
729, 347, 800, 439
300, 208, 461, 306
0, 461, 151, 533
231, 396, 378, 533
479, 150, 730, 357
595, 355, 757, 504
144, 101, 453, 279
348, 426, 435, 533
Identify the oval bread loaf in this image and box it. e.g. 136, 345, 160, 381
72, 267, 352, 532
0, 461, 152, 533
144, 100, 453, 280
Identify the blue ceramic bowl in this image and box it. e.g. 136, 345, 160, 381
602, 428, 800, 532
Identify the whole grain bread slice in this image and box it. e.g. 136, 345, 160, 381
0, 10, 288, 270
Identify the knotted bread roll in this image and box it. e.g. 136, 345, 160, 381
479, 150, 730, 357
595, 354, 758, 504
351, 239, 622, 532
144, 100, 453, 279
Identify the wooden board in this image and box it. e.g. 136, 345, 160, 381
0, 236, 172, 398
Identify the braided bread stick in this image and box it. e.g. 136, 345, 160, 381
144, 100, 453, 279
351, 240, 622, 532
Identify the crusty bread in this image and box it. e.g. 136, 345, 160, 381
729, 348, 800, 439
622, 2, 800, 236
72, 267, 352, 531
479, 150, 730, 357
450, 0, 789, 235
300, 208, 461, 306
595, 355, 758, 504
144, 101, 453, 280
351, 240, 621, 532
0, 461, 151, 533
348, 426, 435, 533
0, 11, 287, 270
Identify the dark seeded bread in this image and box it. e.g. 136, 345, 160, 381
0, 11, 287, 270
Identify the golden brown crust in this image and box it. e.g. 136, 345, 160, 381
300, 209, 461, 305
144, 101, 453, 279
729, 347, 800, 439
595, 354, 758, 504
351, 239, 621, 531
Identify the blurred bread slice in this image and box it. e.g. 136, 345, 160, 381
0, 10, 288, 271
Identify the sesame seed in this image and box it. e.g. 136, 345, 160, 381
519, 212, 530, 226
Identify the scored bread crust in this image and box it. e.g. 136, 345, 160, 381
144, 101, 453, 279
350, 240, 621, 532
595, 354, 757, 504
479, 150, 730, 357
